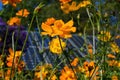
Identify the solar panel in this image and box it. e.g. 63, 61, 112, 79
22, 31, 120, 70
22, 31, 96, 70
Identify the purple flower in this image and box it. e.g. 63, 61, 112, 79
0, 17, 6, 26
0, 18, 29, 54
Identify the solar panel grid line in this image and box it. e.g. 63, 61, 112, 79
30, 32, 41, 47
43, 37, 50, 48
72, 35, 88, 55
70, 36, 82, 48
30, 32, 43, 55
29, 31, 56, 66
24, 51, 34, 69
29, 47, 41, 66
72, 35, 84, 47
26, 48, 35, 69
42, 52, 53, 64
67, 39, 85, 57
43, 39, 56, 64
22, 53, 30, 70
35, 32, 43, 49
115, 39, 120, 47
69, 36, 88, 56
23, 33, 37, 69
33, 32, 43, 47
28, 33, 33, 46
87, 36, 98, 45
66, 42, 83, 58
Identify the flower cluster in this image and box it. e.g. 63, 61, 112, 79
41, 17, 76, 54
0, 48, 25, 79
1, 0, 22, 7
1, 0, 120, 79
34, 64, 57, 80
0, 17, 28, 54
97, 30, 111, 42
16, 9, 30, 18
60, 0, 91, 14
7, 8, 29, 26
0, 15, 28, 79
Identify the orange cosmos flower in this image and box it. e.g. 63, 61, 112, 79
45, 17, 56, 25
107, 54, 116, 59
107, 60, 118, 67
41, 18, 76, 38
83, 61, 99, 78
61, 1, 91, 14
4, 69, 14, 80
115, 35, 120, 39
7, 17, 21, 26
107, 60, 120, 68
71, 57, 79, 66
1, 0, 22, 7
16, 9, 30, 17
7, 48, 21, 67
88, 44, 93, 56
59, 0, 71, 4
6, 48, 25, 73
1, 0, 8, 5
60, 66, 77, 80
55, 20, 76, 38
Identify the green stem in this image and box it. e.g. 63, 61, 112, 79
86, 8, 95, 57
10, 32, 15, 79
17, 14, 36, 69
58, 36, 77, 79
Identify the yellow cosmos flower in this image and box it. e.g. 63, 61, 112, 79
1, 0, 22, 7
34, 64, 52, 80
16, 9, 30, 17
80, 0, 91, 7
41, 18, 76, 38
61, 1, 91, 14
0, 55, 4, 67
97, 31, 111, 42
110, 42, 119, 53
49, 37, 66, 54
51, 75, 57, 80
7, 17, 21, 26
111, 75, 118, 80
